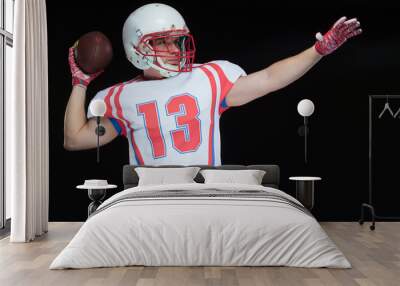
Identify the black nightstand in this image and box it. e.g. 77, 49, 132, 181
289, 176, 321, 210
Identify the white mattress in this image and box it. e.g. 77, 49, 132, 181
50, 183, 350, 269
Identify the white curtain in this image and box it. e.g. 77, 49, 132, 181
6, 0, 49, 242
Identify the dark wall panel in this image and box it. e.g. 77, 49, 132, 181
47, 0, 400, 221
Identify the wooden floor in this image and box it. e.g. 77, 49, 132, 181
0, 222, 399, 286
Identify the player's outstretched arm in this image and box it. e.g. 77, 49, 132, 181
64, 47, 117, 150
226, 16, 362, 107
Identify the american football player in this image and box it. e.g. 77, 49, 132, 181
64, 3, 362, 166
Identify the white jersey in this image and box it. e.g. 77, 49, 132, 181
87, 60, 246, 166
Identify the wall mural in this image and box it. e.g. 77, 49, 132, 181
48, 1, 400, 221
63, 3, 361, 166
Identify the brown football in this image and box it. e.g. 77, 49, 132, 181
74, 31, 113, 74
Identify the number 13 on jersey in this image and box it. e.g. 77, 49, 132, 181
137, 93, 202, 159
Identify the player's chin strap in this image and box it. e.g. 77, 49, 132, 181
127, 44, 178, 78
155, 57, 180, 77
128, 42, 186, 78
145, 44, 184, 78
147, 51, 182, 77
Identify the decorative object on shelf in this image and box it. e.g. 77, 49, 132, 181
359, 94, 400, 231
297, 99, 315, 164
89, 99, 106, 163
289, 176, 321, 210
77, 179, 117, 217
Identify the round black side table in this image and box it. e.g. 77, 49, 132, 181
289, 176, 321, 210
77, 182, 117, 217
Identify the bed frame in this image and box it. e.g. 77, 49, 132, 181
123, 165, 280, 190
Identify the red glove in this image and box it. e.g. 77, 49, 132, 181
314, 16, 362, 56
68, 46, 103, 87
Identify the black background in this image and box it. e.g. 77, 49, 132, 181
47, 0, 400, 221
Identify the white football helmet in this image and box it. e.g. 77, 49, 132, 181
122, 3, 196, 78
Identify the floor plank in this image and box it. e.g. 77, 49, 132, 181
0, 222, 399, 286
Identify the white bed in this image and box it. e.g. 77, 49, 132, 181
50, 181, 350, 269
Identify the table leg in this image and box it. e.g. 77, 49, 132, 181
87, 189, 106, 217
296, 181, 314, 210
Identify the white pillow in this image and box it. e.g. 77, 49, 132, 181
200, 169, 266, 185
135, 167, 201, 186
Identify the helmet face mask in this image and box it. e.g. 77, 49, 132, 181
136, 29, 196, 74
123, 3, 196, 78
